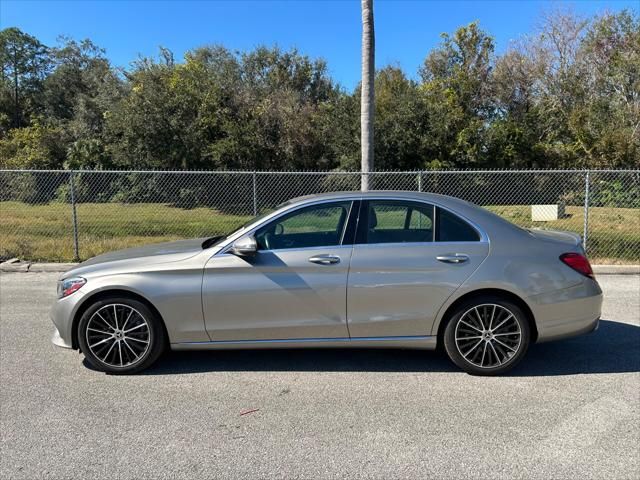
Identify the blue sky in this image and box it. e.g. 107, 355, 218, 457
1, 0, 637, 90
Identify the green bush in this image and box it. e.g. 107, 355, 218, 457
590, 179, 640, 208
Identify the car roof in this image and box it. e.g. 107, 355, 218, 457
288, 190, 461, 204
286, 190, 480, 212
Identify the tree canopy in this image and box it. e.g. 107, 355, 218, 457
1, 9, 638, 171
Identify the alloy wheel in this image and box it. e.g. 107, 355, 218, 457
454, 304, 522, 369
85, 303, 151, 368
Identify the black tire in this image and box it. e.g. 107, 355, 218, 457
78, 297, 165, 374
443, 296, 531, 376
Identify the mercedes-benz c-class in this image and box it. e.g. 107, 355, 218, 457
51, 191, 602, 375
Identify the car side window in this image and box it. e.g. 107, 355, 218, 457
436, 207, 480, 242
363, 201, 434, 244
255, 202, 351, 250
408, 208, 432, 230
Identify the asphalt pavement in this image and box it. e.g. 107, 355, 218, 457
1, 272, 639, 479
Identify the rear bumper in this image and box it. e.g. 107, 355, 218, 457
538, 315, 600, 343
530, 278, 603, 343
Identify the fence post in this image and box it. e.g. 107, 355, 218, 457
583, 170, 590, 252
252, 171, 257, 216
417, 171, 423, 192
69, 170, 80, 261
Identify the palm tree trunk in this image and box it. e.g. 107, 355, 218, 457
360, 0, 375, 191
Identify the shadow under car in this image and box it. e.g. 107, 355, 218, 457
84, 319, 639, 377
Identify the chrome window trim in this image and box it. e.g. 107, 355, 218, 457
217, 198, 356, 255
218, 244, 354, 256
215, 194, 489, 256
361, 196, 489, 244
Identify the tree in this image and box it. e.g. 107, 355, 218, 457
1, 10, 638, 173
43, 37, 123, 169
373, 67, 426, 170
578, 10, 640, 167
419, 22, 495, 168
360, 0, 374, 190
489, 48, 550, 168
492, 8, 640, 168
0, 27, 50, 131
0, 121, 64, 169
105, 45, 343, 171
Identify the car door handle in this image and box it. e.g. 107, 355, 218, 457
436, 254, 469, 264
308, 255, 341, 265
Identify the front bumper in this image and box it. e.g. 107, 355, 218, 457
49, 290, 86, 350
52, 326, 73, 348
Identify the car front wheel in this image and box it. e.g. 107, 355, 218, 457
78, 297, 165, 374
443, 297, 531, 376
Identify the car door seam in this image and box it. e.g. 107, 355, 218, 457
200, 259, 214, 341
429, 247, 492, 336
344, 199, 363, 339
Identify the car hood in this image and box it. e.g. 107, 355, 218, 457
526, 229, 582, 247
62, 238, 210, 279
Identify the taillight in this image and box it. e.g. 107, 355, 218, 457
560, 253, 594, 279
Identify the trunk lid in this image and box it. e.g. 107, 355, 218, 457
526, 228, 583, 248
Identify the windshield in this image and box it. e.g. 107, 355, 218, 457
226, 210, 275, 239
202, 207, 278, 249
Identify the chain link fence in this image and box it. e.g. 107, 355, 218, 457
1, 169, 638, 264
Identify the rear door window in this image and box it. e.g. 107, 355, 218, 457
359, 201, 434, 244
436, 207, 480, 242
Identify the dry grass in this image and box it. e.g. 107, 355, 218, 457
1, 202, 251, 262
486, 205, 639, 236
1, 202, 638, 263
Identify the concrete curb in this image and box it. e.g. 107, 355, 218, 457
0, 262, 78, 273
1, 261, 638, 274
592, 264, 640, 275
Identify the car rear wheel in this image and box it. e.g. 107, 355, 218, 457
443, 296, 530, 376
78, 297, 165, 374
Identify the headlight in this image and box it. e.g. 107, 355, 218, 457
57, 277, 86, 299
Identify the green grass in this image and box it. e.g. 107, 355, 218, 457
0, 201, 252, 262
1, 201, 638, 263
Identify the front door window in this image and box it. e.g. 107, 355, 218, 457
255, 202, 352, 250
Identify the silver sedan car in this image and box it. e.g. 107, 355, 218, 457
51, 191, 602, 375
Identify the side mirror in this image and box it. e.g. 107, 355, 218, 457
231, 235, 257, 256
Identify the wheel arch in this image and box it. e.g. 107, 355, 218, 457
434, 288, 538, 348
71, 289, 169, 350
